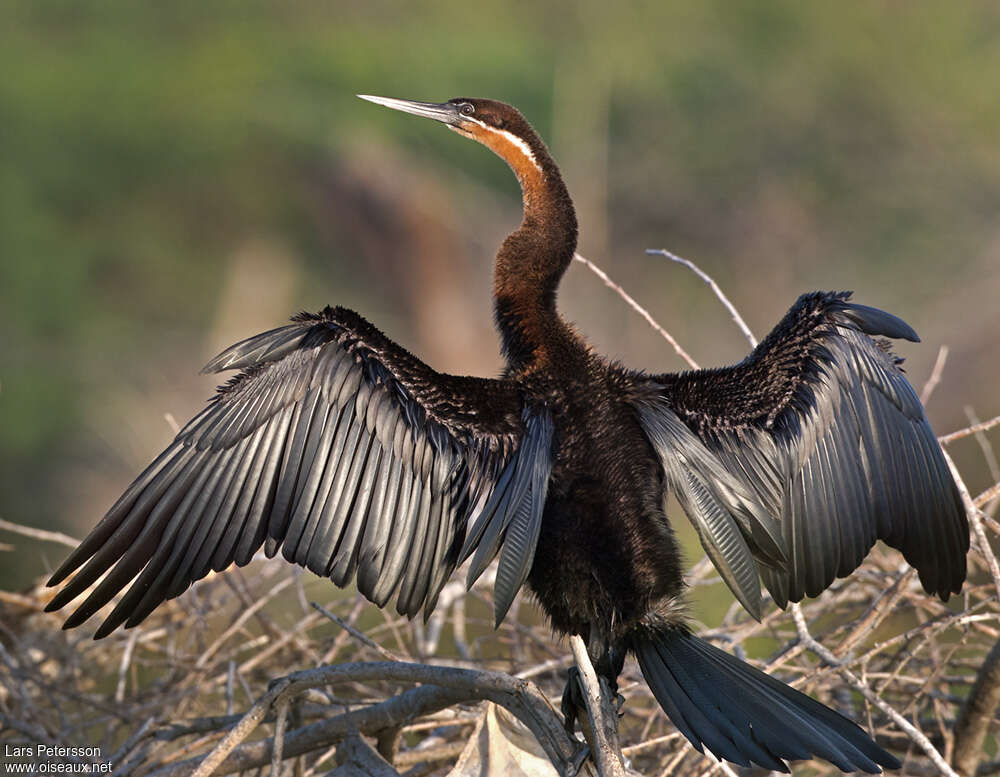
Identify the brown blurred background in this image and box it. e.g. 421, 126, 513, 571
2, 2, 998, 610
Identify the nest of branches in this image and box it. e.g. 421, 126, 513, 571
1, 254, 998, 777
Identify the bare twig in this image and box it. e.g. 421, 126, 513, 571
966, 407, 1000, 518
573, 253, 700, 369
115, 628, 140, 703
620, 732, 682, 756
940, 413, 1000, 445
311, 602, 404, 662
975, 481, 1000, 509
516, 655, 575, 680
942, 447, 1000, 601
921, 345, 950, 405
645, 248, 758, 348
0, 517, 80, 548
164, 412, 180, 435
189, 676, 293, 777
272, 698, 289, 777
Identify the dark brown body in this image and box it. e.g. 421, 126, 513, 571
521, 347, 682, 646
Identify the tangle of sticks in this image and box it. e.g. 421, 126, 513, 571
1, 252, 998, 777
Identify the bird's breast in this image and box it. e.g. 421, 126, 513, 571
524, 370, 685, 640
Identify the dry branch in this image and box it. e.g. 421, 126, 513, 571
954, 638, 1000, 777
570, 634, 628, 777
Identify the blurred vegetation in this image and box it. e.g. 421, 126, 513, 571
2, 1, 998, 609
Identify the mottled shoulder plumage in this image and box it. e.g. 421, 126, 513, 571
657, 292, 913, 433
211, 305, 522, 443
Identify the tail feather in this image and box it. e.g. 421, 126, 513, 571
684, 634, 894, 768
631, 625, 900, 773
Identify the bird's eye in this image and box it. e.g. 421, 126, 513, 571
459, 103, 475, 116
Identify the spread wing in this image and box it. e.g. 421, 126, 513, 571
634, 291, 968, 613
46, 306, 553, 637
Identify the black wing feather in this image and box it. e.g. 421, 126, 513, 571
639, 291, 968, 610
47, 306, 553, 635
633, 399, 786, 620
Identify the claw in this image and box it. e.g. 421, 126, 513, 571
567, 742, 590, 776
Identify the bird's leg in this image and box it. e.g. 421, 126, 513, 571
560, 667, 597, 777
594, 640, 627, 715
561, 665, 586, 735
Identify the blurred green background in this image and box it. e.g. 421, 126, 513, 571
2, 1, 998, 620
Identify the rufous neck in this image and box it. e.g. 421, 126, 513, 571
493, 150, 578, 371
454, 114, 578, 370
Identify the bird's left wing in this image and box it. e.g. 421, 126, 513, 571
46, 306, 552, 636
633, 292, 968, 615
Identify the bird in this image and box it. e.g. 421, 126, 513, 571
45, 95, 969, 773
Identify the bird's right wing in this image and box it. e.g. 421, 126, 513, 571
633, 292, 967, 618
46, 306, 553, 637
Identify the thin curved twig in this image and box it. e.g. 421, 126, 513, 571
645, 248, 758, 348
941, 447, 1000, 602
311, 601, 404, 662
921, 345, 950, 405
573, 253, 700, 369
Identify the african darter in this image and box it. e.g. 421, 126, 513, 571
46, 95, 969, 773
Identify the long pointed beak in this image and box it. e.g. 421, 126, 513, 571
357, 95, 462, 126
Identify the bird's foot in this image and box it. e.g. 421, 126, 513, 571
561, 665, 625, 732
561, 665, 585, 735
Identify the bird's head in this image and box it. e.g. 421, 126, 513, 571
358, 95, 545, 183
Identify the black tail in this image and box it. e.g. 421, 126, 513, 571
630, 625, 900, 773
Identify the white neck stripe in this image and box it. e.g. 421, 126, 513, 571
465, 117, 542, 174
